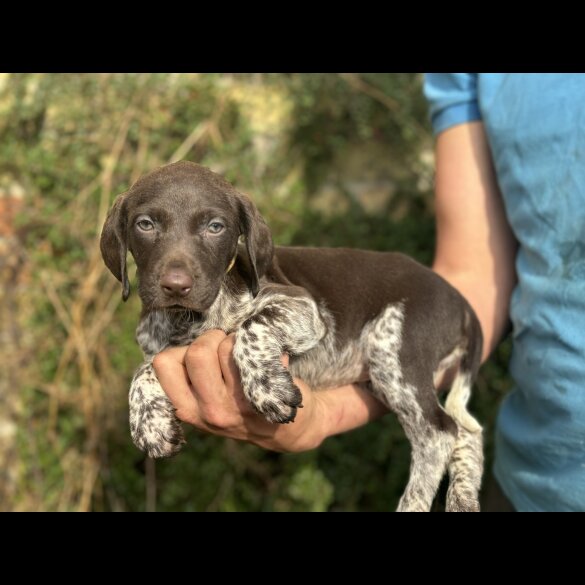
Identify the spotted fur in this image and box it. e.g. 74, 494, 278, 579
366, 304, 457, 511
233, 294, 326, 422
129, 362, 185, 457
131, 286, 327, 453
445, 373, 484, 512
446, 426, 483, 512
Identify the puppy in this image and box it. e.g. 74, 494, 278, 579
100, 161, 484, 512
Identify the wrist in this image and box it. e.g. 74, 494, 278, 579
271, 382, 388, 453
305, 391, 331, 448
282, 390, 330, 453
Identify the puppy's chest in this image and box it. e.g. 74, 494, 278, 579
136, 291, 256, 358
135, 290, 385, 392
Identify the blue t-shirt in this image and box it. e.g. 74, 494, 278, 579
424, 73, 585, 512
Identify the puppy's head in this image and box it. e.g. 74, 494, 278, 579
100, 161, 273, 312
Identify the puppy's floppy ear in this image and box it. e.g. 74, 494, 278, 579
236, 193, 274, 297
100, 192, 131, 301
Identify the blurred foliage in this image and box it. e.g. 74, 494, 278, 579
0, 73, 512, 512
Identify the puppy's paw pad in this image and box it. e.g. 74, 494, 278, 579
245, 372, 303, 424
258, 399, 299, 424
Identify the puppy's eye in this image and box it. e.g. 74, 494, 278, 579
207, 221, 225, 234
136, 219, 154, 231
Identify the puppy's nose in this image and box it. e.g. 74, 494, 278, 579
160, 269, 193, 297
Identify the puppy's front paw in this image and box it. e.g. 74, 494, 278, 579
129, 364, 185, 458
243, 368, 303, 424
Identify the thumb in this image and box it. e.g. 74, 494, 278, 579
280, 353, 290, 368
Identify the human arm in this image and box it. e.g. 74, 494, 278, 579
152, 329, 388, 453
432, 121, 518, 362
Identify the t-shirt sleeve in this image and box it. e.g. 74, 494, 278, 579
423, 73, 481, 135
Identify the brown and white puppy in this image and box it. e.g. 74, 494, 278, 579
100, 161, 484, 512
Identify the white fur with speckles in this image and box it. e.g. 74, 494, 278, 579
233, 295, 326, 422
366, 304, 457, 512
129, 363, 185, 458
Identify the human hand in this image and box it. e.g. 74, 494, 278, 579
152, 329, 328, 453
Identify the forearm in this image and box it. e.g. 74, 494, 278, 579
432, 122, 517, 362
273, 382, 388, 453
431, 269, 512, 362
312, 383, 388, 444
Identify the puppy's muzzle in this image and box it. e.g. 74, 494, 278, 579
160, 264, 193, 298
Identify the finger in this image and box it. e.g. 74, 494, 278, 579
153, 346, 201, 423
280, 353, 290, 368
184, 329, 229, 406
218, 334, 239, 389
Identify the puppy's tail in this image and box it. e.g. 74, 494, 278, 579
444, 308, 482, 434
444, 371, 481, 433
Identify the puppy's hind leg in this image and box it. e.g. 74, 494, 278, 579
444, 370, 483, 512
371, 375, 457, 512
367, 304, 457, 512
